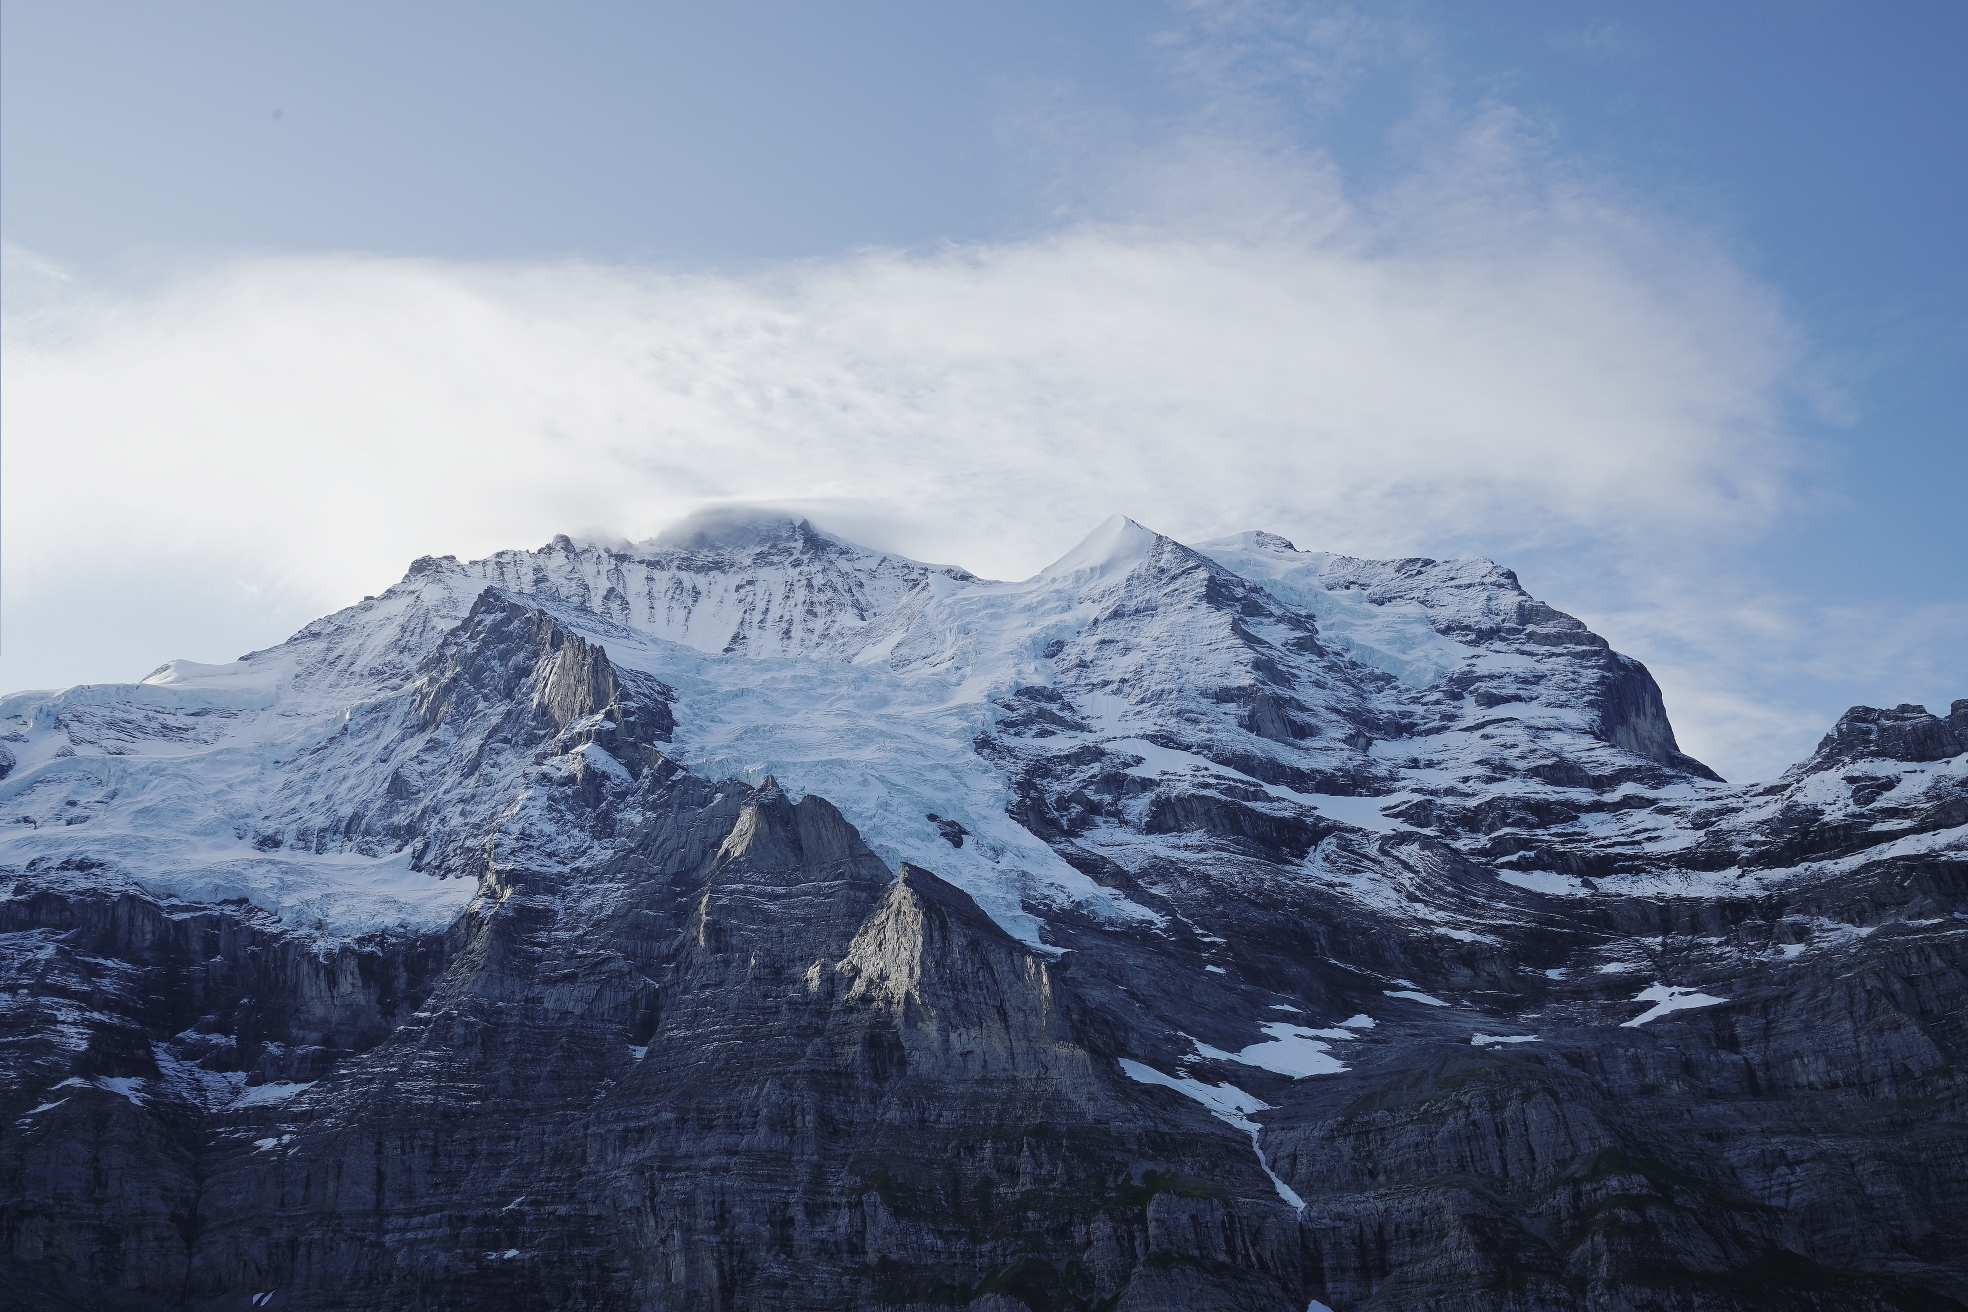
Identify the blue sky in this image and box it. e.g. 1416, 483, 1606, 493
2, 1, 1962, 780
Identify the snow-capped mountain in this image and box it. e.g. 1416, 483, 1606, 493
4, 511, 1964, 1311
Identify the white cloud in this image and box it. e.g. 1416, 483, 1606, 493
4, 2, 1943, 783
1, 216, 1794, 568
0, 211, 1793, 754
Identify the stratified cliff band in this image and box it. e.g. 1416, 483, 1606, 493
3, 514, 1964, 1311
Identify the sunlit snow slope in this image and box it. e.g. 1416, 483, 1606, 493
6, 508, 1968, 1311
5, 510, 1960, 948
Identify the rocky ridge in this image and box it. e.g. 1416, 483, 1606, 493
1, 511, 1963, 1311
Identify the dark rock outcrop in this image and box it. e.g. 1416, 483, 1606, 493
1804, 703, 1966, 771
2, 521, 1963, 1311
1, 772, 1310, 1310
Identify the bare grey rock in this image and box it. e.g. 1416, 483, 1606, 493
1803, 703, 1966, 771
2, 521, 1963, 1311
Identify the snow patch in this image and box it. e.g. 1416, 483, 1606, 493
1384, 989, 1450, 1007
1498, 869, 1588, 896
231, 1081, 315, 1107
1194, 1022, 1350, 1078
1118, 1059, 1303, 1212
569, 741, 633, 784
51, 1074, 147, 1105
1287, 790, 1412, 835
1620, 983, 1728, 1027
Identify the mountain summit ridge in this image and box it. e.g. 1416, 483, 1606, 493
2, 515, 1964, 1311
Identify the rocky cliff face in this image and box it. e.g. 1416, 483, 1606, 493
2, 513, 1963, 1311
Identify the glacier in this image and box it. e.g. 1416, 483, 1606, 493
3, 508, 1965, 1311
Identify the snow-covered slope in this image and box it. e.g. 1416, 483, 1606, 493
4, 510, 1957, 950
474, 511, 975, 658
6, 509, 1967, 1310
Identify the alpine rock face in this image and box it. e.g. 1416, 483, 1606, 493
2, 511, 1964, 1312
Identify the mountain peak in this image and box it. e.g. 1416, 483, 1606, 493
5, 511, 1965, 1308
1036, 514, 1165, 581
651, 505, 823, 553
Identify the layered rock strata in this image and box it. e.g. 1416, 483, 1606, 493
2, 513, 1963, 1310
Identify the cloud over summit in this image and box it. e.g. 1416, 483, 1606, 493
0, 4, 1899, 781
